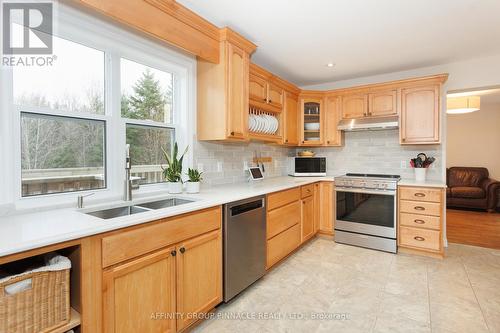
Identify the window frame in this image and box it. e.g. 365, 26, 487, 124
0, 3, 195, 210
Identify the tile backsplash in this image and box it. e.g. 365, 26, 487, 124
305, 130, 443, 180
193, 138, 293, 186
193, 129, 444, 187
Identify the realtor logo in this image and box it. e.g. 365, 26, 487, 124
3, 2, 53, 55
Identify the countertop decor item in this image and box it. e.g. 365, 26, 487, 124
186, 168, 203, 194
162, 142, 188, 194
297, 150, 316, 157
410, 153, 435, 181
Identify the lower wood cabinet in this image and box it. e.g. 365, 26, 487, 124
397, 186, 444, 258
266, 224, 301, 269
101, 207, 222, 333
318, 182, 334, 235
301, 195, 314, 242
103, 247, 177, 333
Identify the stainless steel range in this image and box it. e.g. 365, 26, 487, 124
334, 173, 400, 253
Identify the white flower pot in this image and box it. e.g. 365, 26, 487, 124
168, 181, 183, 194
414, 168, 427, 182
186, 182, 200, 194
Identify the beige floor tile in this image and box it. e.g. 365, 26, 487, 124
430, 295, 489, 333
373, 313, 431, 333
316, 313, 376, 333
378, 291, 430, 324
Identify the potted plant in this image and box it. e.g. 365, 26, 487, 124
162, 143, 188, 194
186, 168, 203, 194
410, 153, 435, 182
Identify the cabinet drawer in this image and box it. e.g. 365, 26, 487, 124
267, 224, 300, 269
400, 226, 441, 251
400, 212, 441, 230
267, 201, 301, 239
102, 206, 221, 268
400, 200, 441, 216
267, 187, 301, 210
301, 184, 314, 198
400, 186, 442, 203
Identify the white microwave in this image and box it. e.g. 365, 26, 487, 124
288, 157, 327, 177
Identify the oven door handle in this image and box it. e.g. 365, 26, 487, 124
335, 187, 396, 196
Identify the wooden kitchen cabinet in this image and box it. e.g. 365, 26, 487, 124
176, 230, 222, 331
398, 186, 444, 258
368, 90, 398, 117
249, 64, 284, 112
300, 96, 324, 146
103, 247, 177, 333
313, 182, 321, 234
197, 28, 256, 141
400, 84, 440, 144
301, 195, 314, 242
283, 91, 299, 145
324, 96, 344, 146
341, 93, 368, 119
319, 182, 334, 235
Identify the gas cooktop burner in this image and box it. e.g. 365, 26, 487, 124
345, 173, 400, 179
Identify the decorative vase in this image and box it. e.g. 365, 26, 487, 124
168, 181, 183, 194
414, 168, 427, 182
186, 182, 200, 194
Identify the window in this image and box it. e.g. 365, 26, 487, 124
21, 113, 105, 196
121, 58, 176, 185
0, 4, 193, 205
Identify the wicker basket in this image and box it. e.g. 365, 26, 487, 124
0, 258, 70, 333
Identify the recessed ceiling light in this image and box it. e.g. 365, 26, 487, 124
326, 63, 335, 68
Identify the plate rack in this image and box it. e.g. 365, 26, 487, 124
248, 106, 282, 143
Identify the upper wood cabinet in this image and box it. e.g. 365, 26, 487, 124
176, 230, 222, 331
197, 28, 256, 142
299, 96, 324, 146
400, 85, 440, 144
368, 90, 398, 117
283, 92, 299, 145
268, 82, 284, 110
341, 93, 368, 119
341, 90, 398, 119
103, 247, 177, 333
324, 96, 344, 146
249, 66, 284, 112
249, 74, 267, 104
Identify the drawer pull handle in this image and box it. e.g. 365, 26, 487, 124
414, 219, 425, 224
414, 193, 426, 197
414, 206, 425, 211
414, 236, 425, 242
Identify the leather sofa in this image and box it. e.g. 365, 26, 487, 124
446, 167, 500, 212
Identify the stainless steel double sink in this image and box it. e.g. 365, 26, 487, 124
85, 198, 195, 219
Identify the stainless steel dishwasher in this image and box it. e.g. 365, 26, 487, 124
223, 195, 266, 302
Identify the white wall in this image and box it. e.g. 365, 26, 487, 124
447, 95, 500, 180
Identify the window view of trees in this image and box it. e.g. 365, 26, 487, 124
122, 60, 174, 185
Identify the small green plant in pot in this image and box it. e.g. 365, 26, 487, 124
186, 168, 203, 194
161, 142, 188, 194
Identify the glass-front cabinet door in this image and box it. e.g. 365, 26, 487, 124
300, 98, 323, 145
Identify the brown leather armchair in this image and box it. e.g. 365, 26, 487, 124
446, 167, 500, 212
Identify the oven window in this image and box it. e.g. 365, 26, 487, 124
336, 192, 395, 228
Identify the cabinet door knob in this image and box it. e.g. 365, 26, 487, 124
263, 98, 267, 102
414, 236, 425, 241
230, 131, 235, 136
171, 250, 177, 257
327, 141, 330, 144
285, 139, 288, 143
179, 247, 186, 254
269, 100, 272, 103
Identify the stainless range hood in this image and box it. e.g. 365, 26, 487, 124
337, 115, 399, 131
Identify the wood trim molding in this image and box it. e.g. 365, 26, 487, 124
219, 27, 257, 55
78, 0, 220, 63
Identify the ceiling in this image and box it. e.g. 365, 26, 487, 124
178, 0, 500, 87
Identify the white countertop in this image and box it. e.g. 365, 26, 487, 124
0, 176, 334, 258
398, 178, 447, 188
